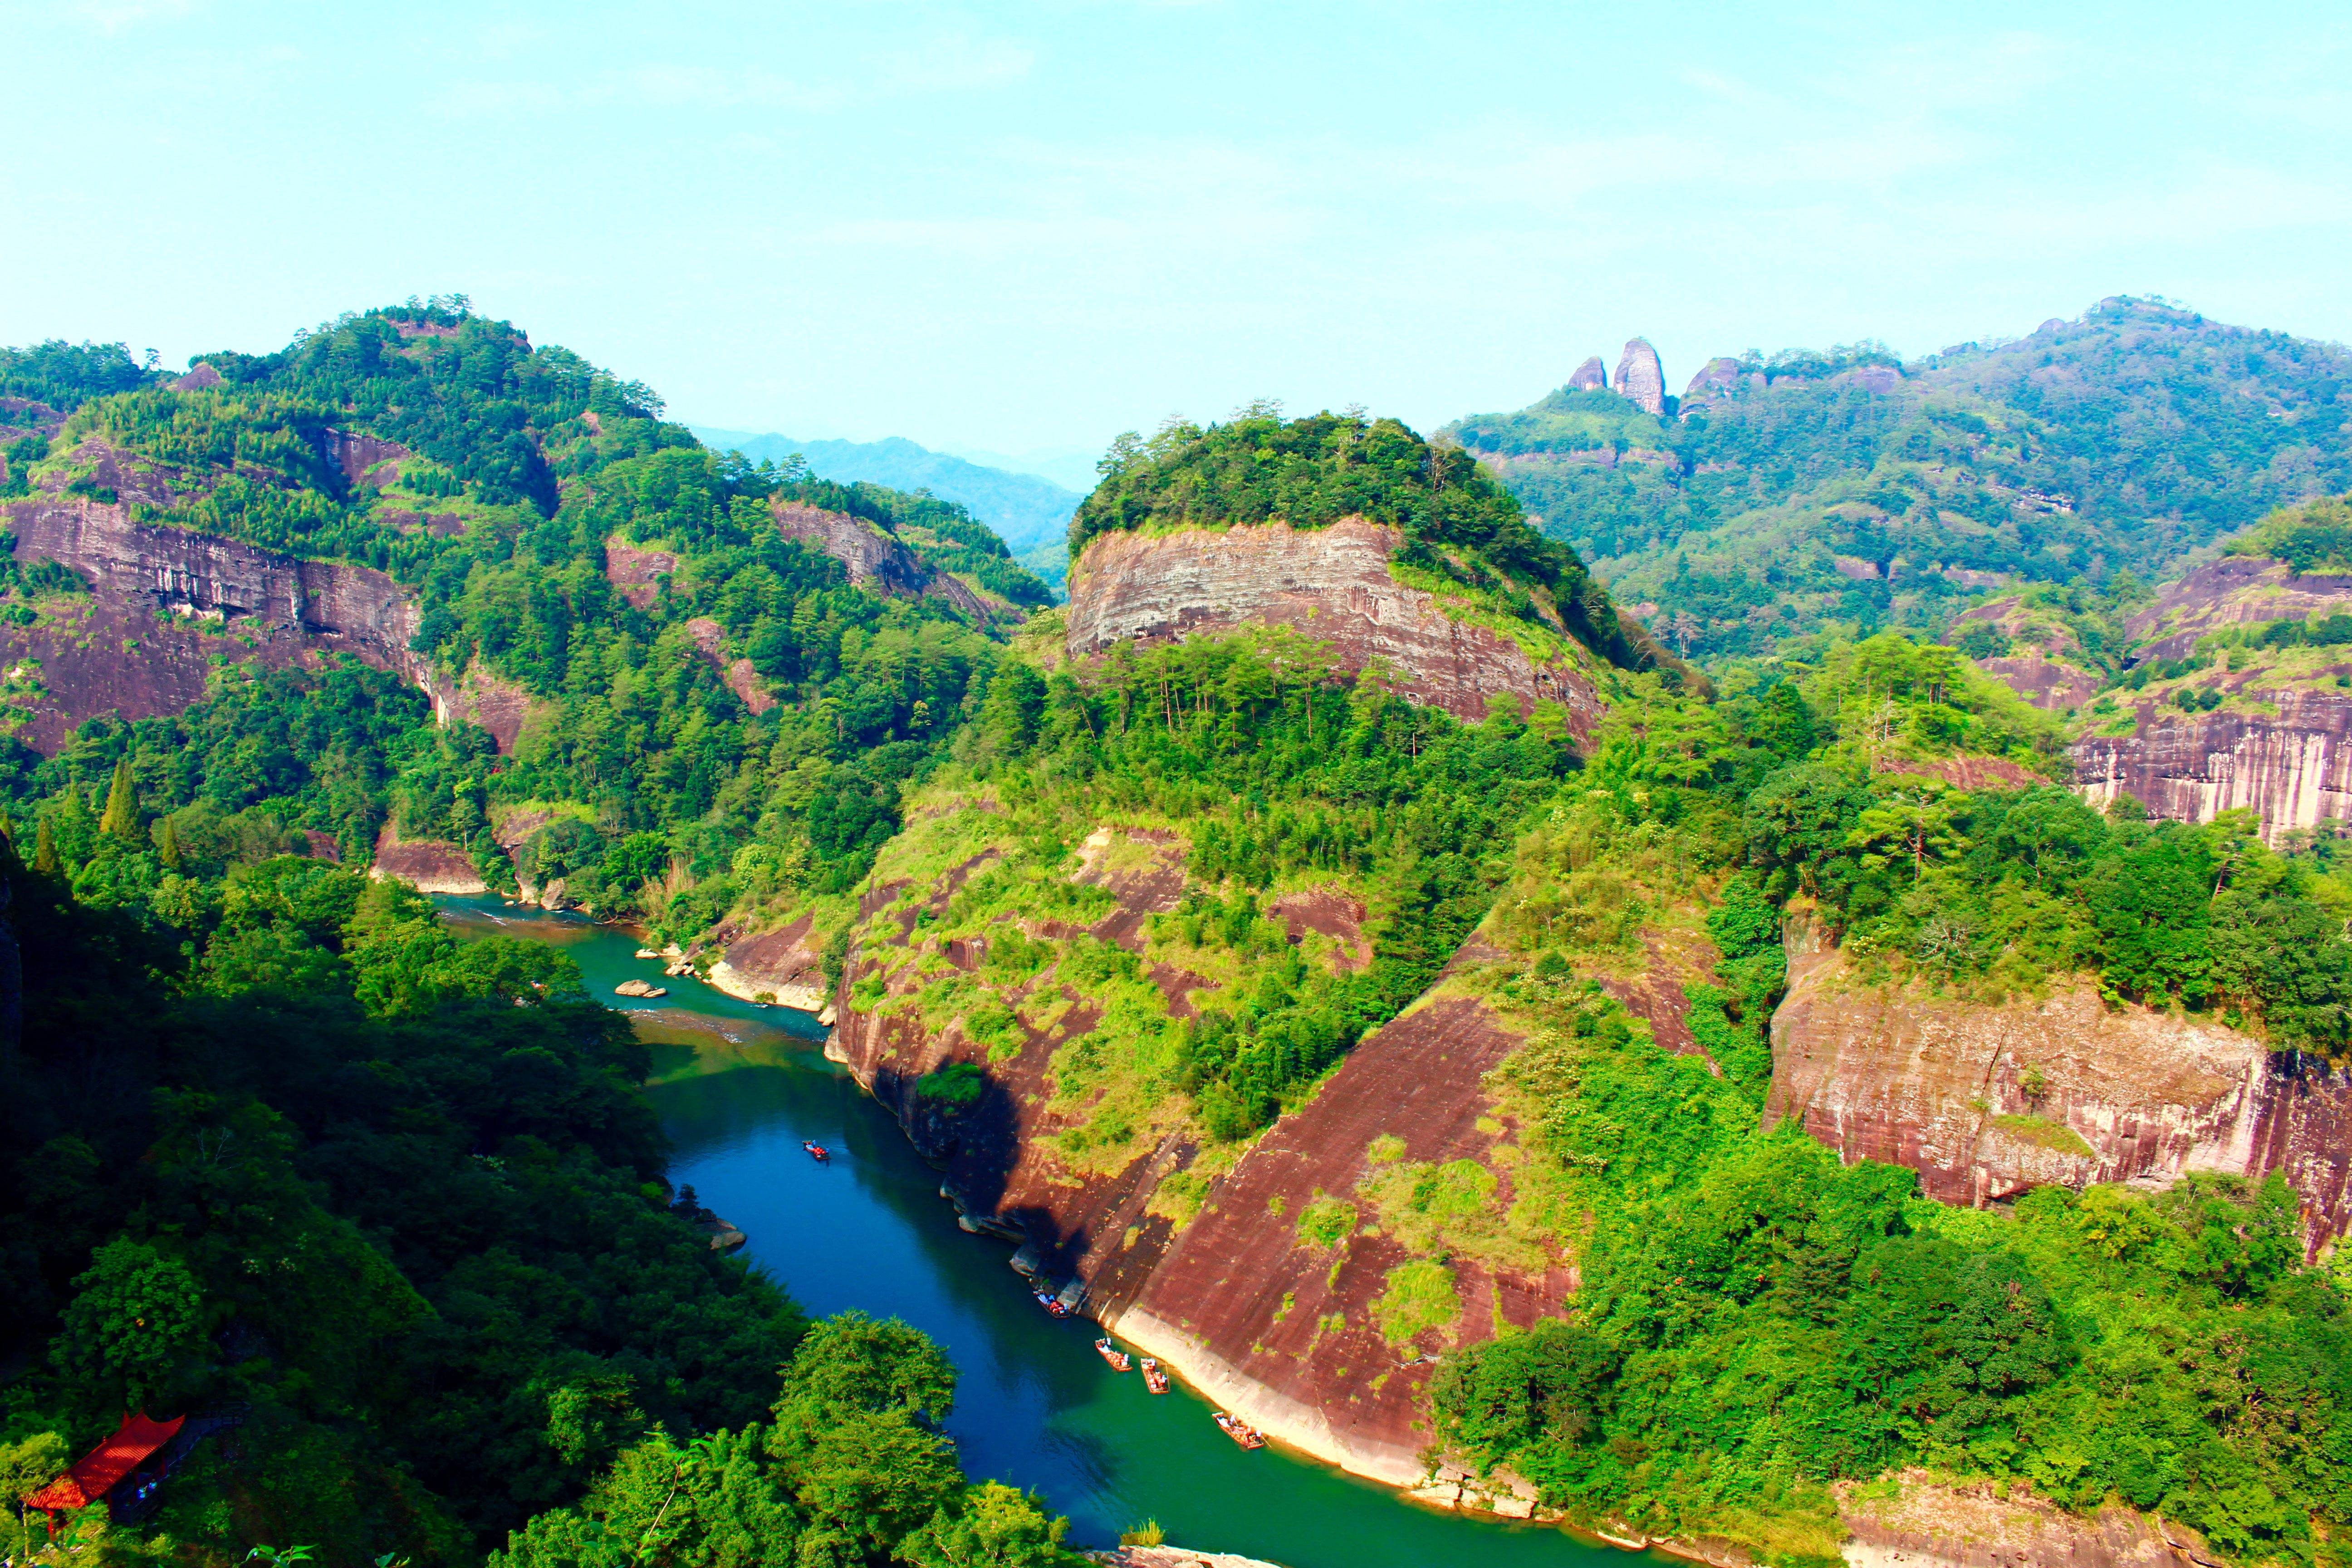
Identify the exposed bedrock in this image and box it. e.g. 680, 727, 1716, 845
1062, 518, 1601, 729
2073, 686, 2352, 844
829, 833, 1199, 1308
1112, 982, 1569, 1489
1766, 912, 2352, 1255
1613, 338, 1667, 415
769, 499, 990, 618
369, 824, 486, 896
2126, 555, 2352, 662
828, 829, 1563, 1486
0, 496, 420, 751
1567, 355, 1608, 391
6, 496, 419, 667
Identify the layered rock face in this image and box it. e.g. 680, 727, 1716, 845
770, 500, 990, 618
1766, 924, 2352, 1254
1063, 519, 1601, 729
2126, 555, 2352, 661
2065, 552, 2352, 841
2073, 686, 2352, 843
0, 496, 419, 750
7, 496, 418, 668
1613, 338, 1667, 414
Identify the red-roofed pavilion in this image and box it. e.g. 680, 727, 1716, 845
24, 1414, 184, 1519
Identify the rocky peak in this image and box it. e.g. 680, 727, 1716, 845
1613, 338, 1666, 414
1681, 356, 1743, 405
1566, 356, 1607, 392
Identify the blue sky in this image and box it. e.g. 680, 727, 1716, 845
4, 1, 2347, 473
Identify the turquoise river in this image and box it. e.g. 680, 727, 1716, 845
441, 896, 1642, 1568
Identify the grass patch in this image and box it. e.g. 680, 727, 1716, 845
1990, 1112, 2095, 1158
1371, 1259, 1459, 1346
1295, 1196, 1357, 1251
915, 1062, 986, 1106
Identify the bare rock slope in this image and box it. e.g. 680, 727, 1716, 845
1063, 518, 1600, 728
1767, 914, 2352, 1254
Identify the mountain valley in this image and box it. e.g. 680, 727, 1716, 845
0, 299, 2350, 1568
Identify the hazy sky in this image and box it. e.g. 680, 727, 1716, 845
4, 1, 2347, 471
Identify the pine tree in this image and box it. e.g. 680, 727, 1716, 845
157, 815, 182, 872
99, 757, 140, 840
33, 816, 57, 874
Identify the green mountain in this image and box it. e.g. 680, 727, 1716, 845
1444, 298, 2352, 661
0, 299, 2347, 1568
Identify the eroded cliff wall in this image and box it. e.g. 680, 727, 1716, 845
1063, 519, 1600, 728
1766, 918, 2352, 1254
2074, 685, 2352, 843
0, 495, 420, 751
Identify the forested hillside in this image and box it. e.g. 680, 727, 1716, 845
0, 304, 1088, 1568
1445, 299, 2352, 660
5, 299, 2352, 1568
0, 299, 1052, 941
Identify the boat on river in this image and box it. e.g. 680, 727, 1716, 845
1094, 1338, 1132, 1372
802, 1141, 830, 1161
1212, 1411, 1265, 1449
1141, 1357, 1168, 1393
1032, 1288, 1068, 1317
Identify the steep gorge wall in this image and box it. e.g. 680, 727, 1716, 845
0, 495, 421, 751
1063, 519, 1601, 729
823, 823, 1566, 1490
2068, 554, 2352, 842
1766, 918, 2352, 1254
2073, 686, 2352, 843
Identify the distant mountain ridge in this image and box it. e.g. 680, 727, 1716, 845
1445, 298, 2352, 660
692, 426, 1081, 558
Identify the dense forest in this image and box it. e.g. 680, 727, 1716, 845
3, 300, 2351, 1568
1444, 299, 2352, 659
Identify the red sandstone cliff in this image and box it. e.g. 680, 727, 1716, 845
1766, 914, 2352, 1254
2067, 554, 2352, 843
1062, 518, 1602, 729
0, 495, 421, 751
1111, 982, 1572, 1488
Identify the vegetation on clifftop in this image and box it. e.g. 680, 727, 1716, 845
1423, 649, 2352, 1567
1068, 408, 1662, 672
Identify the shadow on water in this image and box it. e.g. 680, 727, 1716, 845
439, 895, 1635, 1568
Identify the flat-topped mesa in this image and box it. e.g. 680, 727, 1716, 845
1061, 409, 1678, 730
1566, 355, 1608, 392
1065, 518, 1601, 729
1613, 338, 1666, 414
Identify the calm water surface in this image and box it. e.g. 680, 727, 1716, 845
439, 895, 1639, 1568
